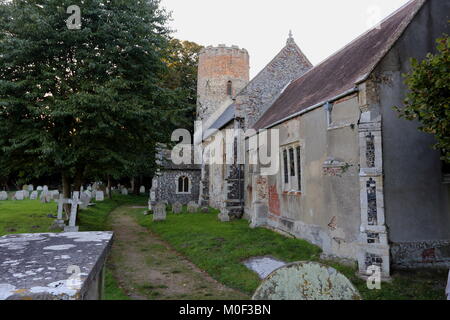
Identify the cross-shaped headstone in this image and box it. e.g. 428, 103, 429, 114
64, 192, 82, 232
54, 195, 71, 228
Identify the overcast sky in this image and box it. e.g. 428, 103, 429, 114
160, 0, 411, 77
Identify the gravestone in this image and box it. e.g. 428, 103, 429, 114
30, 191, 38, 200
64, 192, 82, 232
139, 186, 145, 194
172, 202, 182, 214
40, 191, 52, 203
14, 191, 24, 201
43, 185, 48, 192
28, 185, 34, 191
79, 192, 90, 210
0, 231, 113, 300
252, 262, 361, 300
84, 190, 92, 199
52, 195, 70, 229
187, 201, 199, 213
153, 202, 166, 222
23, 190, 29, 199
50, 190, 59, 200
121, 188, 128, 195
36, 186, 43, 191
95, 191, 104, 202
22, 185, 28, 191
0, 191, 7, 201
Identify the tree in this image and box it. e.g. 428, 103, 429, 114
0, 0, 177, 198
396, 35, 450, 163
161, 39, 203, 134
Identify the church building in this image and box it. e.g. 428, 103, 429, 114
194, 0, 449, 278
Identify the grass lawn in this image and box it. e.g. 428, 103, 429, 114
133, 208, 448, 300
0, 194, 147, 300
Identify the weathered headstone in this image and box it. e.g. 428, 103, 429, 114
84, 190, 92, 199
52, 195, 70, 229
218, 207, 230, 222
139, 186, 146, 194
22, 185, 28, 191
23, 190, 29, 199
187, 201, 199, 213
95, 191, 104, 202
30, 191, 38, 200
64, 192, 82, 232
153, 202, 166, 222
50, 190, 59, 200
14, 191, 24, 201
36, 186, 43, 191
40, 191, 52, 203
121, 188, 128, 195
0, 191, 8, 201
79, 192, 90, 210
252, 262, 361, 300
28, 185, 34, 191
43, 185, 48, 192
172, 202, 183, 214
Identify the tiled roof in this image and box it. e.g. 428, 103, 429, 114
253, 0, 426, 130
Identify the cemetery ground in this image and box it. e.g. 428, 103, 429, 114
0, 197, 448, 300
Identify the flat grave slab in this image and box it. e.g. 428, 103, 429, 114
252, 261, 361, 300
0, 231, 113, 300
243, 256, 286, 279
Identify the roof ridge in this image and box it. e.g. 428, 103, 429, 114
236, 36, 312, 96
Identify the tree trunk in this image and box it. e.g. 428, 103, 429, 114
73, 166, 84, 192
73, 166, 85, 223
133, 177, 139, 195
62, 173, 71, 219
107, 175, 112, 200
130, 177, 135, 194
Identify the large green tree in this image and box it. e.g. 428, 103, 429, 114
162, 39, 203, 134
397, 35, 450, 163
0, 0, 178, 197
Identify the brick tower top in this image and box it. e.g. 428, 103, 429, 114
196, 44, 250, 123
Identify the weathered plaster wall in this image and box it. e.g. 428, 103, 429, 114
374, 0, 450, 268
202, 122, 235, 209
250, 96, 362, 261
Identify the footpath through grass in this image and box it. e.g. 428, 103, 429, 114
0, 194, 147, 300
134, 208, 448, 300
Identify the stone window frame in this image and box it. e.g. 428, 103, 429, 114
175, 174, 192, 195
280, 142, 302, 192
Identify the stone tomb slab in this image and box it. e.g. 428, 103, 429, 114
243, 256, 286, 279
0, 231, 114, 300
252, 261, 361, 300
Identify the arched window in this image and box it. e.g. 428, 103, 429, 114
177, 176, 190, 193
227, 81, 232, 96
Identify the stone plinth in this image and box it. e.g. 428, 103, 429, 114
0, 232, 114, 300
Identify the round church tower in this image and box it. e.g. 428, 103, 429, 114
196, 44, 250, 123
